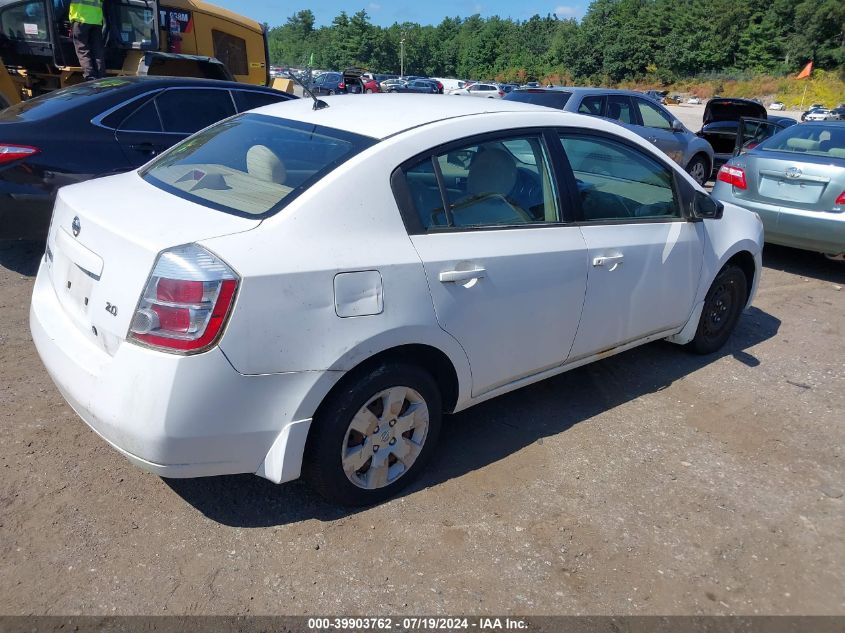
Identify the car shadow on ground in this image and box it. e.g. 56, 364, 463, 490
0, 239, 44, 277
167, 305, 780, 528
763, 244, 844, 284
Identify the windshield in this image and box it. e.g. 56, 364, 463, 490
759, 124, 845, 159
142, 114, 377, 218
504, 91, 571, 110
0, 78, 134, 122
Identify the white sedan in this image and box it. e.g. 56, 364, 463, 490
449, 82, 504, 98
31, 95, 763, 506
805, 108, 835, 121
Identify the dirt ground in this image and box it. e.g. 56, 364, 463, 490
1, 231, 844, 616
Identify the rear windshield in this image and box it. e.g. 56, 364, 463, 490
0, 78, 134, 122
504, 91, 572, 110
142, 114, 376, 218
759, 124, 845, 159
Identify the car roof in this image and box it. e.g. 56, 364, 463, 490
512, 86, 657, 98
252, 93, 578, 139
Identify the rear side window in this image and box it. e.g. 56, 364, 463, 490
142, 114, 376, 217
606, 95, 635, 124
119, 98, 161, 132
212, 29, 248, 76
156, 89, 235, 134
578, 95, 605, 116
403, 134, 560, 230
559, 133, 679, 221
232, 90, 289, 112
504, 91, 571, 110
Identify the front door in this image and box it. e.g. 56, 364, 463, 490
400, 132, 589, 396
557, 131, 704, 360
632, 96, 686, 165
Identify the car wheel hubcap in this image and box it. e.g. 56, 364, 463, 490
689, 161, 706, 184
341, 386, 430, 490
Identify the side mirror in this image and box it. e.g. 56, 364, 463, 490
671, 119, 684, 133
692, 190, 724, 220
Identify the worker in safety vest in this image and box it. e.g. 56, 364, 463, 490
69, 0, 105, 80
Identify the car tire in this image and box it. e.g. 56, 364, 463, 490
686, 264, 747, 355
329, 90, 336, 96
303, 362, 442, 506
686, 154, 710, 185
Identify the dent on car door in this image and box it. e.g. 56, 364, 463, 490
397, 131, 589, 397
557, 131, 704, 359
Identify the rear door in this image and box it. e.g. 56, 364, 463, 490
115, 87, 236, 166
557, 130, 704, 359
734, 117, 782, 155
398, 130, 589, 396
631, 96, 685, 165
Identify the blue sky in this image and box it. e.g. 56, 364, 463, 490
225, 1, 590, 28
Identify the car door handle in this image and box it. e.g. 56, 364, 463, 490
130, 142, 157, 155
593, 255, 624, 271
439, 267, 486, 283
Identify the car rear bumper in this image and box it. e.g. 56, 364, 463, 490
714, 185, 845, 254
30, 259, 324, 481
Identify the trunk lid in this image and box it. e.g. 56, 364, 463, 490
733, 150, 843, 210
44, 171, 259, 355
702, 98, 767, 126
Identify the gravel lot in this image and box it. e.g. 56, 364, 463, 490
0, 105, 843, 616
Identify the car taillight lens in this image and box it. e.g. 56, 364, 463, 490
338, 82, 345, 90
0, 144, 39, 165
835, 190, 845, 205
498, 91, 505, 97
717, 165, 747, 190
128, 244, 239, 354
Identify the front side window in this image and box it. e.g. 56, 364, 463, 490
156, 89, 235, 134
560, 133, 679, 221
142, 114, 376, 217
635, 98, 673, 130
404, 134, 559, 230
0, 0, 48, 42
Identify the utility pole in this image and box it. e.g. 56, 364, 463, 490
400, 31, 406, 77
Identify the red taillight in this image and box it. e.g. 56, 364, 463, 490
129, 245, 239, 354
338, 82, 345, 90
498, 91, 505, 97
835, 190, 845, 205
0, 144, 39, 165
717, 165, 747, 190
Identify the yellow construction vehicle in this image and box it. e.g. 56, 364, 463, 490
0, 0, 270, 107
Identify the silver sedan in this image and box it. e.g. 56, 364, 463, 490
712, 122, 845, 258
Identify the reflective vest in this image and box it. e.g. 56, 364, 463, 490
69, 0, 103, 25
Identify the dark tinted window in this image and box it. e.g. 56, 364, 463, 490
504, 90, 571, 110
578, 95, 605, 116
212, 29, 248, 76
143, 114, 375, 218
156, 89, 235, 134
233, 90, 289, 112
606, 95, 635, 124
118, 98, 161, 132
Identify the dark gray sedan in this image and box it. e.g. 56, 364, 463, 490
711, 122, 845, 258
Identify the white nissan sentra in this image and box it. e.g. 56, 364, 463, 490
31, 95, 763, 506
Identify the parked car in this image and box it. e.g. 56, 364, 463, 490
363, 78, 381, 94
450, 83, 505, 98
769, 101, 785, 111
662, 95, 681, 105
0, 77, 296, 239
644, 90, 668, 103
687, 97, 702, 105
712, 121, 845, 258
801, 105, 825, 121
504, 87, 714, 184
380, 78, 407, 91
30, 95, 763, 506
805, 108, 836, 122
308, 69, 365, 96
695, 97, 796, 174
832, 107, 845, 121
386, 79, 439, 94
